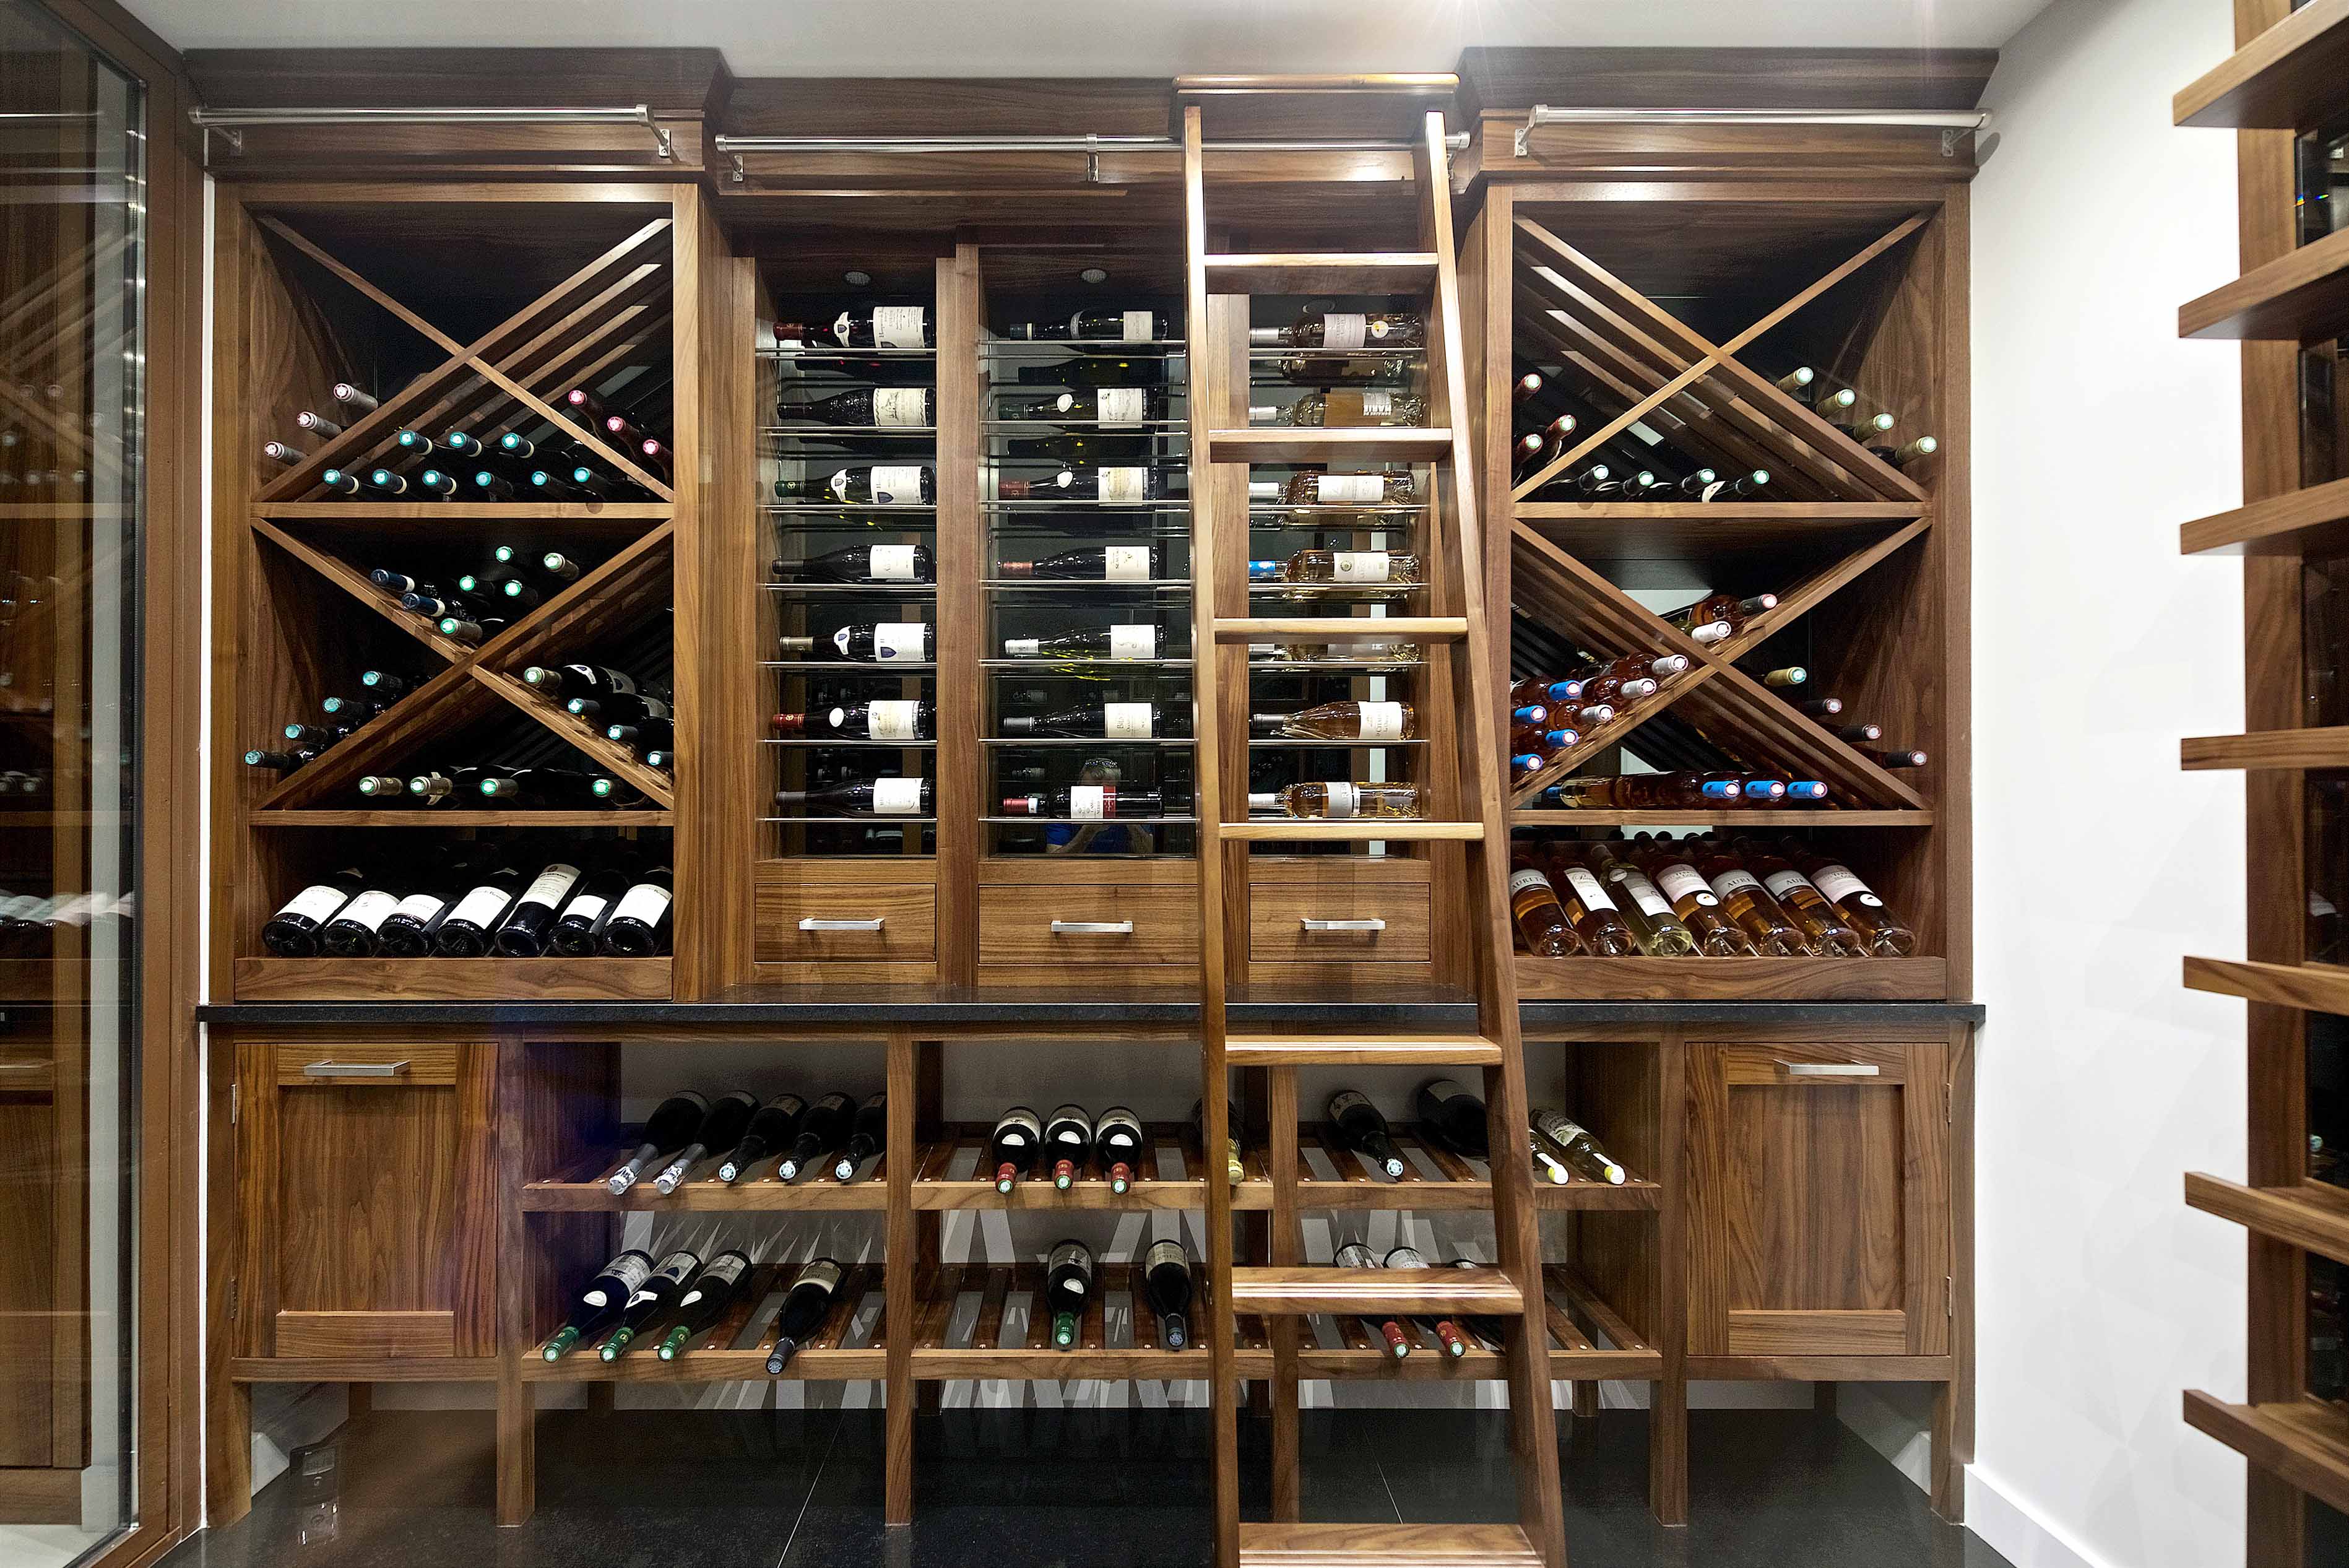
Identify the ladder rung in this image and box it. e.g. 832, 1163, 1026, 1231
1229, 1266, 1524, 1317
1208, 427, 1454, 464
1237, 1521, 1542, 1567
1220, 820, 1482, 842
1213, 617, 1468, 642
1225, 1034, 1504, 1066
1205, 251, 1438, 295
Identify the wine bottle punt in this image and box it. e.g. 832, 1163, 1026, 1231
834, 1091, 886, 1182
600, 1246, 701, 1361
1094, 1107, 1144, 1194
657, 1249, 754, 1361
1414, 1079, 1489, 1159
719, 1093, 807, 1182
599, 867, 673, 956
990, 1105, 1042, 1193
652, 1088, 758, 1194
1327, 1090, 1406, 1179
766, 1257, 846, 1375
1333, 1241, 1410, 1358
1144, 1239, 1193, 1349
1044, 1104, 1094, 1189
542, 1249, 654, 1360
1046, 1239, 1095, 1349
1384, 1245, 1469, 1358
777, 1091, 851, 1183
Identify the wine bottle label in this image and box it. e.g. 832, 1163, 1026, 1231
1322, 782, 1360, 818
1562, 866, 1617, 911
1315, 474, 1385, 504
1331, 552, 1391, 583
518, 864, 582, 911
1508, 867, 1552, 898
1810, 865, 1882, 907
1361, 390, 1393, 417
1762, 868, 1817, 903
1097, 387, 1146, 425
872, 778, 925, 815
611, 881, 673, 927
1539, 1113, 1591, 1145
868, 466, 924, 505
561, 894, 608, 925
1068, 785, 1108, 820
703, 1253, 751, 1291
865, 700, 922, 740
1655, 864, 1720, 907
1322, 313, 1368, 350
1710, 868, 1764, 899
1618, 870, 1676, 920
1110, 624, 1156, 660
1003, 638, 1042, 656
872, 622, 927, 662
335, 890, 400, 932
1104, 701, 1154, 738
869, 545, 919, 581
875, 387, 927, 427
277, 883, 353, 924
1120, 310, 1156, 342
1047, 1241, 1093, 1287
590, 1255, 656, 1305
450, 883, 514, 929
1099, 466, 1147, 503
1357, 701, 1405, 740
794, 1258, 845, 1294
1146, 1238, 1187, 1270
1329, 1089, 1375, 1117
1333, 1241, 1376, 1268
1104, 545, 1152, 581
391, 891, 447, 925
872, 306, 926, 349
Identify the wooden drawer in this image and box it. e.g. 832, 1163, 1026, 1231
756, 879, 937, 963
977, 883, 1200, 967
1250, 879, 1432, 963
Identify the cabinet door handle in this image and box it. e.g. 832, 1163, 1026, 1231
303, 1059, 410, 1078
1050, 920, 1133, 935
800, 917, 885, 932
1775, 1060, 1879, 1078
1300, 917, 1386, 932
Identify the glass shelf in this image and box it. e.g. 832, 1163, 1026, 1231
981, 657, 1193, 670
981, 579, 1191, 593
1247, 737, 1428, 748
759, 815, 940, 826
762, 660, 938, 672
978, 815, 1198, 826
763, 582, 940, 596
761, 346, 939, 360
764, 503, 938, 516
983, 499, 1189, 513
763, 425, 940, 438
979, 339, 1187, 357
763, 739, 938, 749
980, 736, 1196, 748
983, 419, 1187, 436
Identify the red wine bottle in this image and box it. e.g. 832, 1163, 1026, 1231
1414, 1078, 1489, 1159
262, 869, 365, 957
600, 1246, 701, 1361
653, 1089, 759, 1195
541, 1249, 654, 1361
599, 867, 673, 955
548, 866, 628, 956
778, 386, 937, 427
1143, 1239, 1193, 1348
607, 1091, 709, 1195
775, 778, 933, 817
1045, 1239, 1095, 1349
1094, 1107, 1144, 1194
990, 1106, 1041, 1193
719, 1094, 806, 1183
765, 1257, 847, 1374
1328, 1090, 1406, 1179
772, 700, 933, 742
834, 1091, 886, 1182
1333, 1241, 1410, 1358
777, 1092, 852, 1182
1044, 1104, 1093, 1189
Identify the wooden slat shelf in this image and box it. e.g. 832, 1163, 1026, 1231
2181, 726, 2349, 769
2174, 0, 2349, 128
2184, 955, 2349, 1015
526, 1263, 886, 1383
2179, 473, 2349, 556
254, 810, 675, 828
1205, 427, 1454, 464
1513, 501, 1927, 522
1508, 808, 1935, 828
252, 502, 672, 524
1514, 505, 1928, 586
2180, 221, 2349, 342
2185, 1172, 2349, 1266
231, 956, 671, 1003
2184, 1392, 2349, 1518
1516, 955, 1949, 1002
523, 1148, 893, 1212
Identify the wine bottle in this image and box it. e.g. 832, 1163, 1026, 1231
1384, 1245, 1469, 1358
607, 1091, 711, 1194
542, 1249, 655, 1361
997, 466, 1176, 503
1510, 431, 1547, 474
599, 866, 674, 956
779, 386, 937, 428
1507, 864, 1588, 958
1862, 746, 1930, 768
1533, 1111, 1626, 1185
999, 387, 1169, 425
657, 1250, 754, 1361
1832, 410, 1897, 442
1415, 1079, 1489, 1159
295, 409, 343, 438
1006, 309, 1171, 342
997, 544, 1162, 581
1575, 651, 1689, 685
1630, 841, 1758, 957
566, 688, 670, 728
1252, 389, 1430, 428
1252, 548, 1422, 586
1044, 1104, 1094, 1189
1143, 1238, 1193, 1349
718, 1093, 807, 1182
1327, 1089, 1406, 1179
774, 778, 933, 817
1781, 842, 1918, 956
773, 465, 935, 506
261, 869, 365, 957
318, 879, 401, 958
999, 698, 1187, 739
316, 468, 362, 496
777, 622, 930, 664
1247, 781, 1422, 820
1250, 309, 1424, 349
1248, 700, 1415, 742
549, 865, 628, 956
331, 382, 378, 414
1759, 665, 1807, 688
990, 1105, 1042, 1193
600, 1246, 701, 1361
243, 748, 312, 774
1875, 435, 1938, 467
1547, 849, 1642, 957
1094, 1107, 1144, 1195
1332, 1241, 1411, 1358
260, 440, 307, 467
376, 875, 458, 958
777, 1092, 852, 1182
765, 1257, 846, 1374
1528, 1128, 1572, 1185
1000, 784, 1174, 820
777, 306, 933, 349
834, 1091, 886, 1182
1045, 1239, 1094, 1349
772, 544, 935, 584
435, 613, 507, 646
1510, 677, 1585, 707
1690, 842, 1814, 957
1248, 470, 1418, 506
773, 700, 933, 742
1190, 1097, 1246, 1185
1001, 622, 1164, 660
1582, 841, 1699, 957
1799, 696, 1846, 719
653, 1089, 759, 1194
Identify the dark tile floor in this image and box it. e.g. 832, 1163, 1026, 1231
158, 1405, 2014, 1568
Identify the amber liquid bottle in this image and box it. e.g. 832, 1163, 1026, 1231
1507, 862, 1590, 956
1781, 841, 1919, 956
1690, 840, 1815, 956
1538, 846, 1642, 956
1629, 836, 1759, 956
1733, 838, 1866, 957
1583, 840, 1700, 956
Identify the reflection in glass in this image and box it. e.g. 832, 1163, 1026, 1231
0, 3, 145, 1564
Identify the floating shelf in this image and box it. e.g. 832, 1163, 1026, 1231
251, 810, 674, 828
1508, 808, 1934, 829
2181, 727, 2349, 769
2184, 1392, 2349, 1520
2179, 222, 2349, 342
2179, 474, 2349, 556
2183, 954, 2349, 1015
2184, 1172, 2349, 1267
2174, 0, 2349, 129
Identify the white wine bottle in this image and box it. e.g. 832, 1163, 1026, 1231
1248, 701, 1416, 742
1247, 781, 1422, 820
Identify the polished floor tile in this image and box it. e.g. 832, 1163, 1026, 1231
158, 1405, 2014, 1568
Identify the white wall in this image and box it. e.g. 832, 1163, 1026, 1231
1971, 0, 2253, 1564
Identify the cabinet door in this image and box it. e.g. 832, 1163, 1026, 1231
236, 1042, 496, 1360
1687, 1041, 1950, 1359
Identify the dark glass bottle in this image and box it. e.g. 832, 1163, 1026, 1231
777, 1092, 852, 1182
1327, 1089, 1406, 1179
599, 866, 674, 955
834, 1091, 887, 1182
1414, 1078, 1489, 1159
541, 1249, 655, 1361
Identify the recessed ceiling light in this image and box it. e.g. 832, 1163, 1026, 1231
1079, 267, 1109, 284
844, 269, 872, 287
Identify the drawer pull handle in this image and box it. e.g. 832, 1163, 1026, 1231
1776, 1060, 1879, 1078
800, 917, 885, 932
1301, 917, 1386, 932
303, 1059, 410, 1078
1050, 919, 1134, 935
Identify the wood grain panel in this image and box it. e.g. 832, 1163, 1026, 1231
1248, 881, 1432, 963
1724, 1309, 1907, 1356
274, 1310, 454, 1359
753, 880, 937, 963
233, 957, 672, 1002
976, 884, 1202, 966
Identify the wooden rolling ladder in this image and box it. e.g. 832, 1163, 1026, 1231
1182, 95, 1567, 1568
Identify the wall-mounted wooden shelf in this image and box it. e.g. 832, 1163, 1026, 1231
2186, 1172, 2349, 1267
231, 956, 673, 1003
2183, 954, 2349, 1014
2174, 0, 2349, 128
2180, 473, 2349, 556
2181, 727, 2349, 769
2184, 1392, 2349, 1519
2180, 222, 2349, 342
1516, 956, 1949, 1002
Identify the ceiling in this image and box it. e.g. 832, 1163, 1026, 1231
125, 0, 2054, 78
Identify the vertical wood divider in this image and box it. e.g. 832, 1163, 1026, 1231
937, 245, 985, 984
493, 1037, 536, 1527
1653, 1027, 1690, 1525
885, 1028, 918, 1524
1266, 1065, 1300, 1522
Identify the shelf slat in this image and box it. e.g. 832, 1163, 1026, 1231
254, 810, 672, 828
2184, 955, 2349, 1015
2180, 221, 2349, 342
1508, 808, 1934, 828
2181, 474, 2349, 555
2174, 0, 2349, 128
2184, 1172, 2349, 1266
2184, 1392, 2349, 1518
1206, 428, 1453, 464
2181, 726, 2349, 769
1515, 955, 1948, 1002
